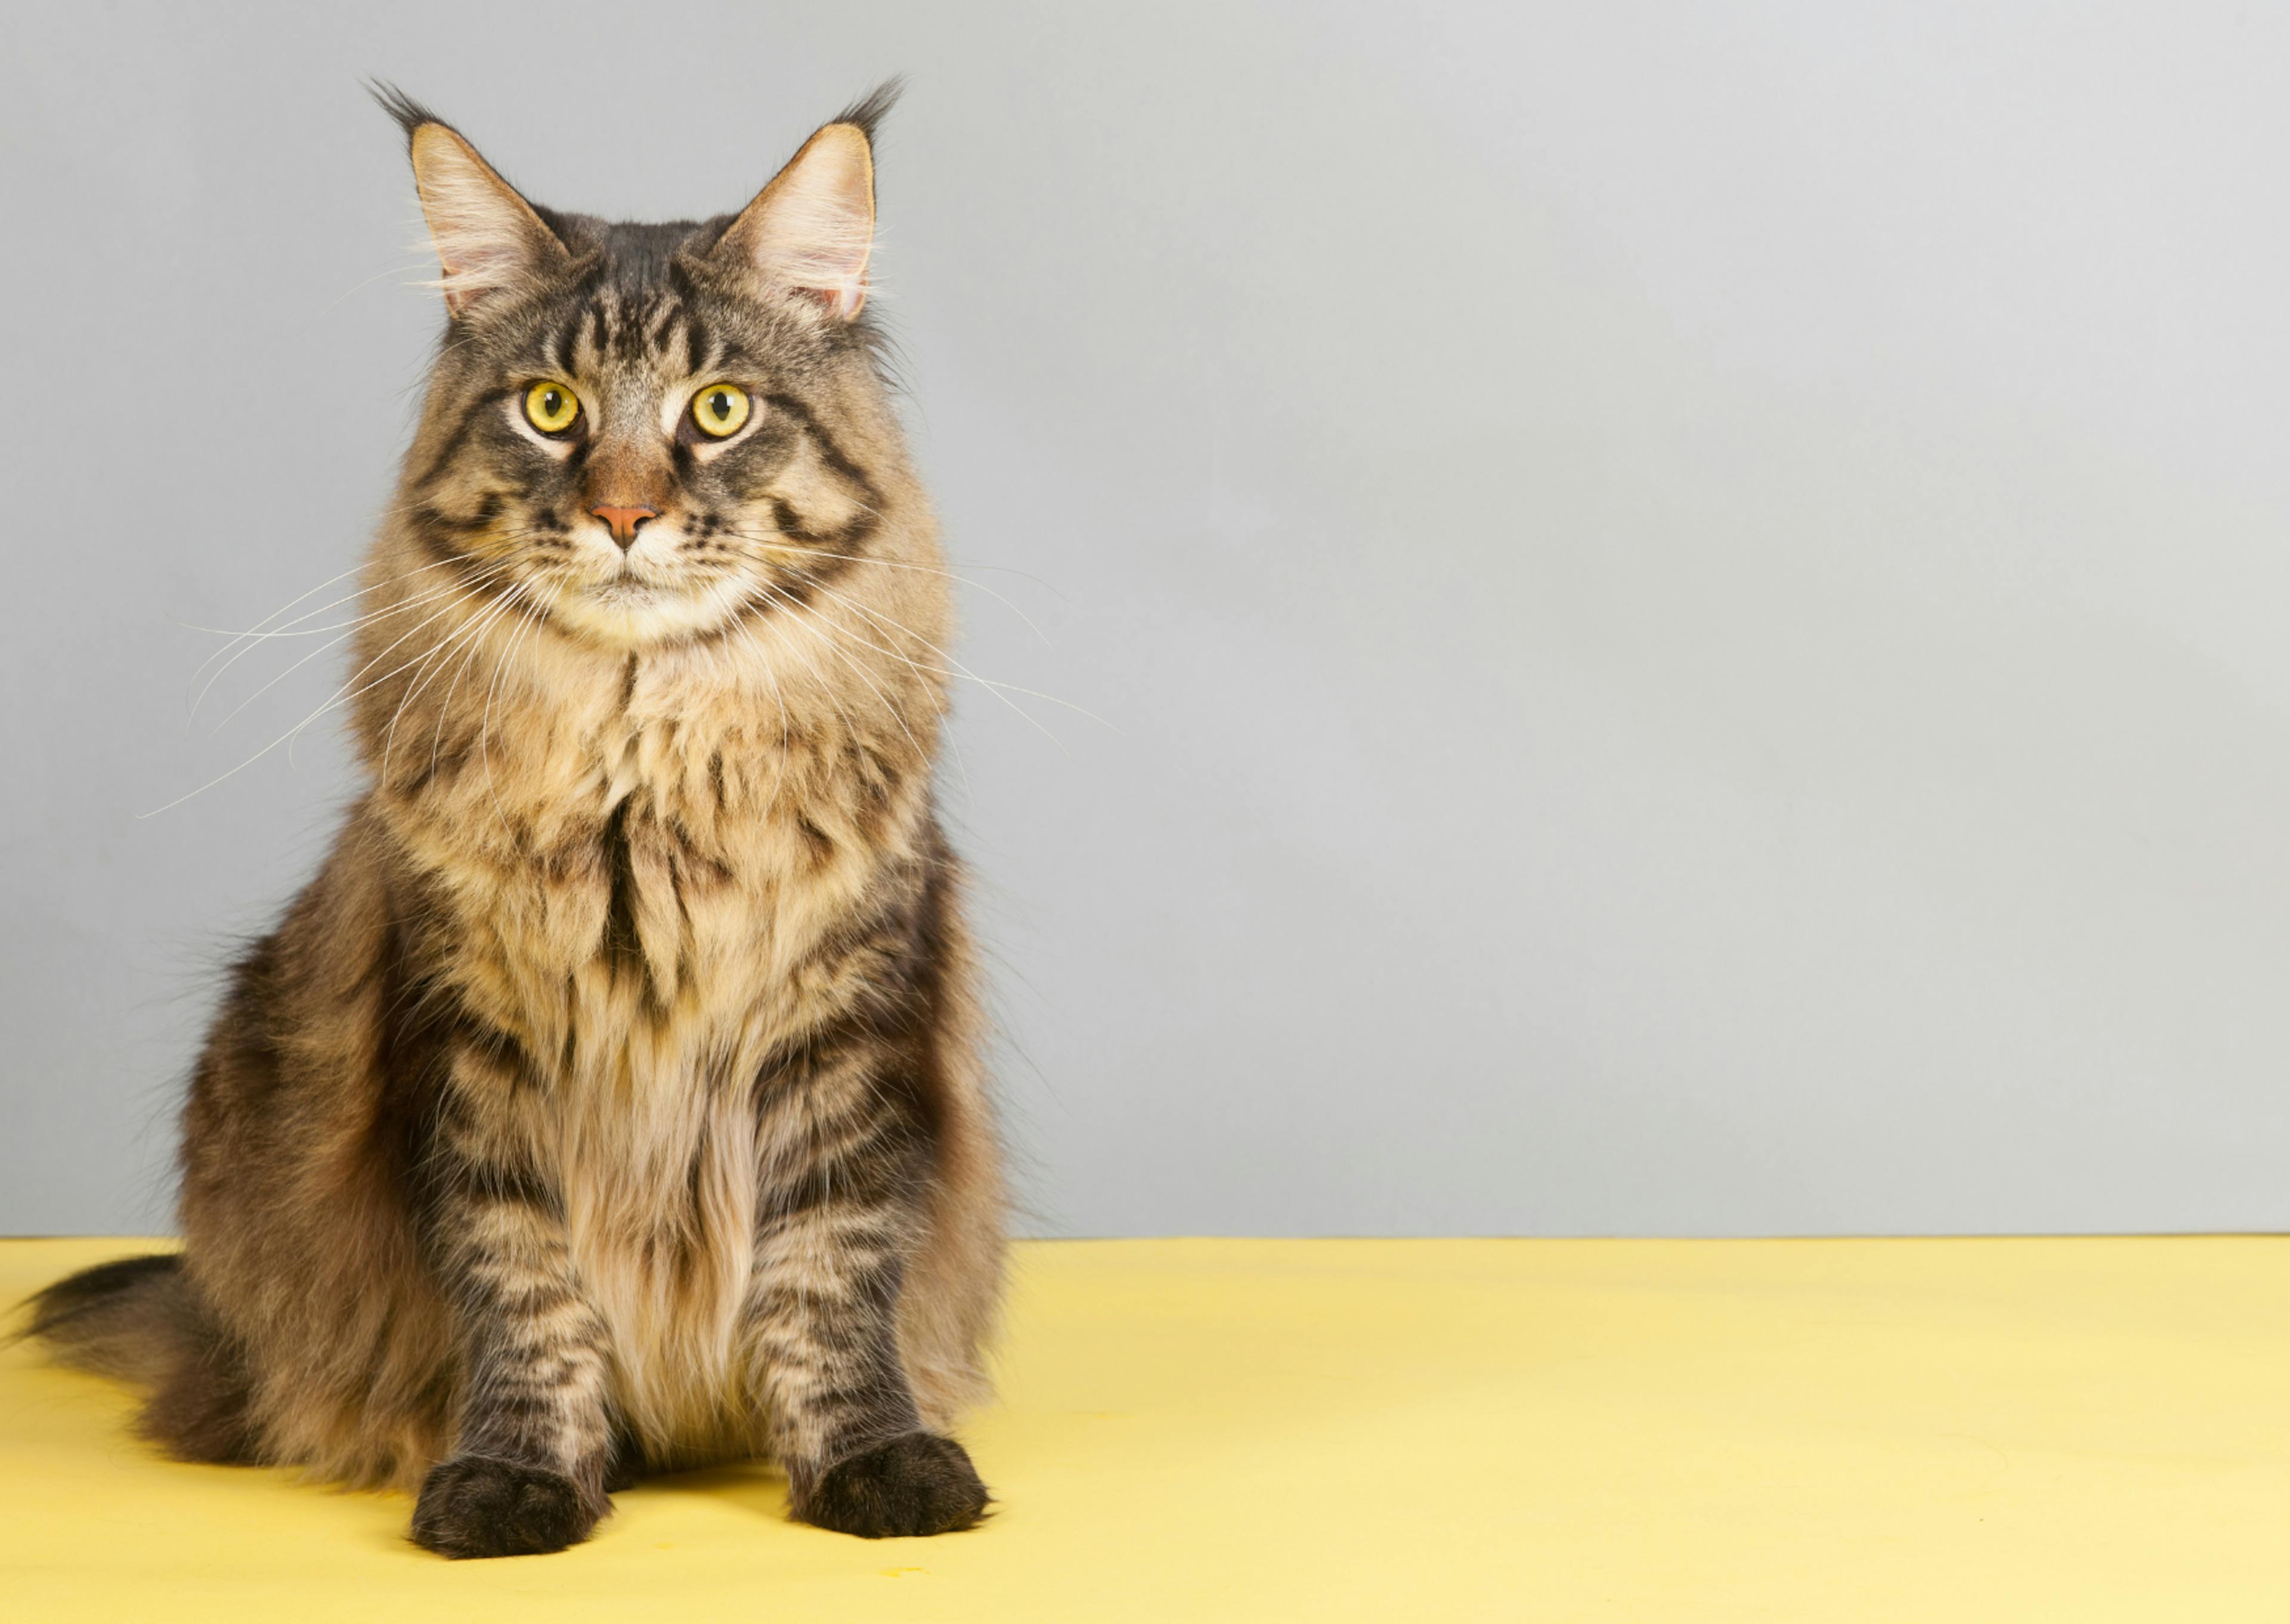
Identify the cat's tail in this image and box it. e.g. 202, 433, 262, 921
18, 1254, 194, 1383
14, 1253, 256, 1462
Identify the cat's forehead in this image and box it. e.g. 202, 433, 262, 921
515, 213, 765, 382
567, 214, 727, 283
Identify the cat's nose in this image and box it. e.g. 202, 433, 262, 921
591, 505, 659, 548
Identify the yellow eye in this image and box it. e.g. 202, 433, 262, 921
524, 381, 580, 434
692, 383, 751, 438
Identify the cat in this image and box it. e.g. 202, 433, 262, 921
20, 82, 1005, 1560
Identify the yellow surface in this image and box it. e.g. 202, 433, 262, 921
5, 1237, 2290, 1620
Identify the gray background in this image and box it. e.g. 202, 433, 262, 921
7, 2, 2290, 1237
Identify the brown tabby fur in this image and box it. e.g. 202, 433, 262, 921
21, 84, 1005, 1557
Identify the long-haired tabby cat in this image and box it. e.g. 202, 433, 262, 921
21, 83, 1005, 1559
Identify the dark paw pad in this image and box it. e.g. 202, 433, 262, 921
411, 1455, 597, 1559
802, 1431, 990, 1538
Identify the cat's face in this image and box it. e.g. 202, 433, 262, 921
392, 94, 890, 653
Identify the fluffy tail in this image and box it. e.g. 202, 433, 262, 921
17, 1253, 256, 1462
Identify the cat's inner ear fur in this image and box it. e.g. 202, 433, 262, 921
404, 122, 567, 318
713, 121, 877, 321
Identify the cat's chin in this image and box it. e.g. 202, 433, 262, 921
544, 580, 747, 652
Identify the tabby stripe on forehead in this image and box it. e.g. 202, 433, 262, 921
574, 303, 604, 370
664, 262, 709, 361
607, 292, 642, 361
681, 313, 718, 376
544, 315, 577, 380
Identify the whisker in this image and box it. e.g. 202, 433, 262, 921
728, 581, 869, 771
283, 569, 521, 768
378, 618, 482, 779
780, 568, 1110, 740
720, 598, 795, 820
716, 528, 1054, 643
714, 529, 1104, 734
403, 586, 530, 785
181, 485, 473, 684
755, 579, 939, 779
216, 563, 518, 736
188, 556, 476, 714
141, 566, 525, 816
184, 565, 368, 686
479, 594, 548, 830
315, 565, 524, 751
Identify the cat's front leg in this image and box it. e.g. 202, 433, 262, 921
410, 1036, 616, 1558
743, 1060, 989, 1538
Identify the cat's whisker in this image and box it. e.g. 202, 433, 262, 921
440, 591, 529, 806
478, 595, 549, 831
372, 590, 507, 779
753, 580, 937, 783
719, 600, 796, 820
715, 526, 1032, 681
716, 529, 1055, 643
206, 571, 492, 670
184, 565, 370, 689
224, 563, 519, 739
732, 581, 869, 763
718, 553, 1056, 770
281, 565, 524, 767
422, 594, 515, 778
144, 567, 531, 816
187, 546, 463, 670
321, 568, 524, 745
189, 556, 478, 714
211, 622, 381, 734
179, 607, 411, 640
377, 631, 469, 783
762, 585, 979, 801
769, 565, 1106, 742
398, 583, 530, 784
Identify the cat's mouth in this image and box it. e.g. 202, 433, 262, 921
575, 558, 688, 605
536, 563, 750, 651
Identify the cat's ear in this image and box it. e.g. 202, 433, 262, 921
373, 85, 566, 319
712, 86, 896, 322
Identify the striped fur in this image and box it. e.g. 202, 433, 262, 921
24, 85, 1004, 1558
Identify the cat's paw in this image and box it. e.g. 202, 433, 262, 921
800, 1431, 990, 1538
411, 1455, 598, 1558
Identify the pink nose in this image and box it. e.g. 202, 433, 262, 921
591, 505, 658, 547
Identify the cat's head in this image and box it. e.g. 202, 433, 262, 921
380, 85, 903, 652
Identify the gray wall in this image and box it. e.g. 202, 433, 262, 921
7, 2, 2289, 1236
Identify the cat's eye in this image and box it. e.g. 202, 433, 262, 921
524, 381, 581, 435
691, 383, 751, 438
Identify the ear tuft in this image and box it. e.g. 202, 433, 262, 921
375, 88, 565, 319
366, 79, 445, 145
713, 103, 886, 323
828, 77, 903, 145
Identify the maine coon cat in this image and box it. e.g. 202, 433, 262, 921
22, 84, 1005, 1559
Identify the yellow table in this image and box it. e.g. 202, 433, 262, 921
5, 1236, 2286, 1620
